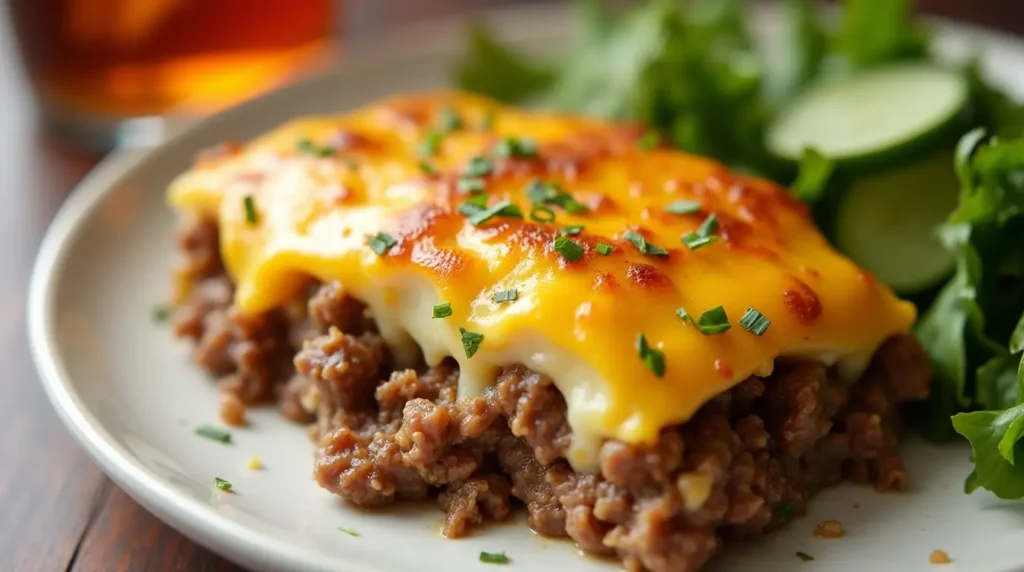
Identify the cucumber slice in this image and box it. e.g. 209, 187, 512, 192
767, 64, 969, 167
835, 151, 959, 294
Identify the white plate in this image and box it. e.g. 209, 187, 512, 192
28, 4, 1024, 572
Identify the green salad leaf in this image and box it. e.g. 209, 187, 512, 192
454, 22, 556, 104
833, 0, 929, 70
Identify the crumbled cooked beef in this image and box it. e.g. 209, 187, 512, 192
171, 222, 932, 572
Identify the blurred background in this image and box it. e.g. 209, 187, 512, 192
3, 0, 1020, 153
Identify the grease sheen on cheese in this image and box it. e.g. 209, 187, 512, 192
168, 91, 916, 469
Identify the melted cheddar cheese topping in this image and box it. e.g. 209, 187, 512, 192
168, 91, 916, 469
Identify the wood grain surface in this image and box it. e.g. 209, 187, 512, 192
0, 1, 1018, 571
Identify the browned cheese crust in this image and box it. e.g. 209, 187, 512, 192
171, 216, 932, 572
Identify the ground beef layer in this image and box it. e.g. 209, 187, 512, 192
171, 216, 932, 572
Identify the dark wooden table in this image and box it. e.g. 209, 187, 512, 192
0, 2, 1020, 571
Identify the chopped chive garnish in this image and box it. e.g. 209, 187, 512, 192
458, 193, 489, 216
417, 131, 443, 158
457, 177, 486, 194
681, 212, 720, 251
622, 230, 669, 257
681, 233, 719, 250
195, 425, 232, 444
697, 212, 719, 236
530, 205, 556, 223
369, 232, 397, 255
467, 199, 523, 226
494, 137, 538, 159
344, 157, 359, 170
214, 477, 233, 492
337, 527, 361, 537
296, 138, 336, 157
492, 289, 518, 303
637, 130, 660, 150
432, 302, 452, 319
437, 105, 463, 133
243, 195, 258, 225
596, 242, 613, 255
796, 552, 814, 562
553, 235, 584, 262
460, 327, 484, 358
677, 306, 731, 335
479, 552, 508, 564
563, 200, 589, 214
152, 305, 170, 323
463, 156, 493, 178
560, 225, 584, 236
697, 306, 731, 335
418, 161, 439, 176
739, 307, 771, 336
665, 200, 702, 215
636, 333, 666, 377
525, 179, 589, 214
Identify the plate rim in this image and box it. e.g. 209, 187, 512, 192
26, 3, 1024, 571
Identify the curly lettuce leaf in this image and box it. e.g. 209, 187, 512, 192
953, 403, 1024, 499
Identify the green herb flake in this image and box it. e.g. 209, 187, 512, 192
560, 225, 584, 236
337, 527, 360, 537
681, 213, 720, 250
738, 307, 771, 336
492, 289, 518, 303
530, 205, 556, 223
696, 305, 731, 335
463, 156, 494, 178
214, 477, 233, 492
195, 425, 232, 444
479, 551, 508, 564
796, 551, 814, 562
417, 131, 444, 158
437, 105, 464, 133
637, 129, 660, 150
553, 235, 584, 262
152, 305, 171, 323
525, 179, 589, 214
296, 138, 336, 158
344, 157, 359, 170
494, 137, 538, 159
467, 199, 524, 226
369, 232, 398, 256
595, 242, 613, 256
697, 212, 719, 236
622, 230, 669, 257
665, 200, 702, 215
243, 195, 258, 225
681, 232, 719, 250
635, 333, 666, 377
418, 161, 439, 176
457, 177, 487, 194
432, 302, 453, 319
457, 193, 489, 216
460, 328, 485, 358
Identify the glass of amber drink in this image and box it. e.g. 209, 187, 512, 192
8, 0, 336, 149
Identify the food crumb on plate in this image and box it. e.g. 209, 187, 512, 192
796, 551, 815, 562
246, 455, 264, 470
813, 519, 844, 539
929, 550, 951, 564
